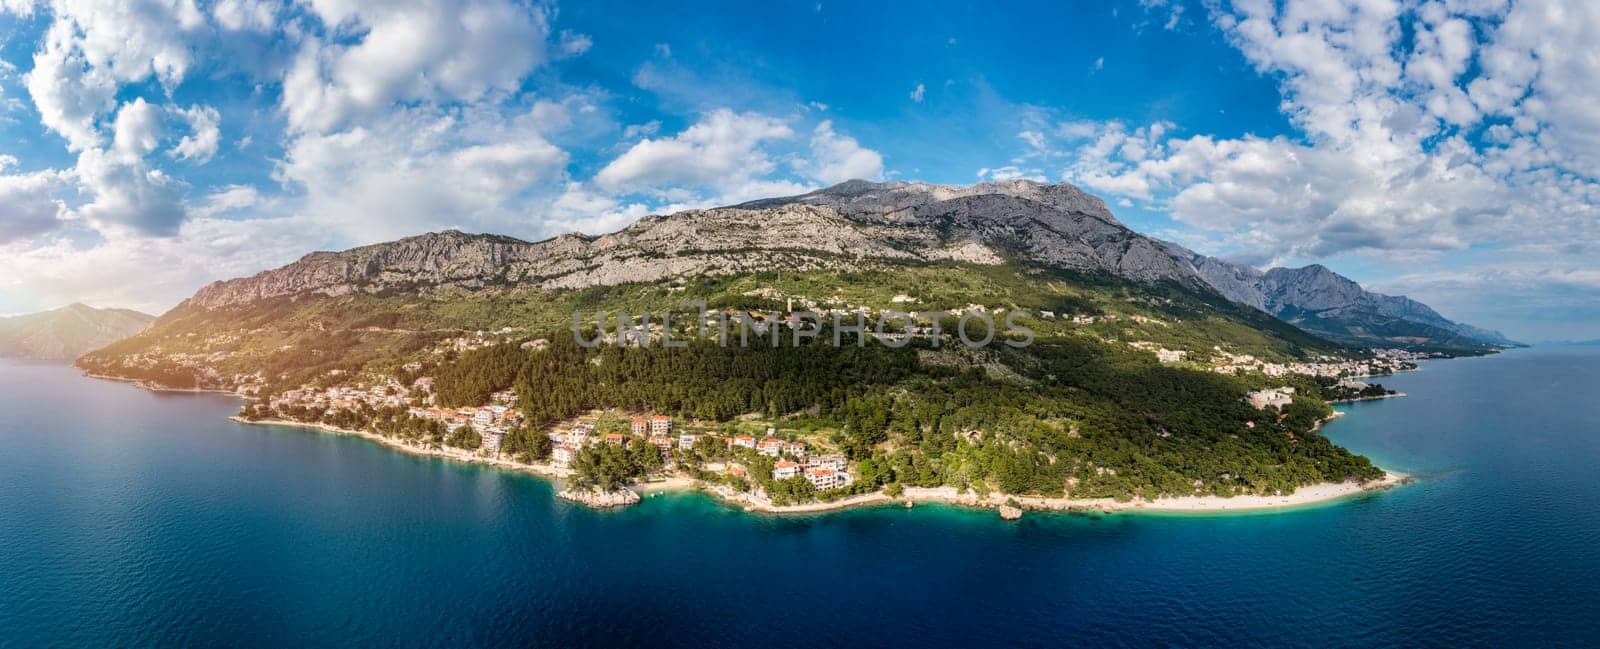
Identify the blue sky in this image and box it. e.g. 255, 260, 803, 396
2, 0, 1599, 341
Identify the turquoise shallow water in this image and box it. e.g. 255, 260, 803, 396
2, 348, 1598, 647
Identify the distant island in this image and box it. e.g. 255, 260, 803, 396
77, 181, 1477, 516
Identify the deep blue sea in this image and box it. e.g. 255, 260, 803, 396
3, 348, 1599, 648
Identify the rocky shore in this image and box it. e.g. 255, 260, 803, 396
556, 488, 641, 508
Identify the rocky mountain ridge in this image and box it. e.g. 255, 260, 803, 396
174, 179, 1508, 352
1179, 252, 1517, 350
184, 180, 1208, 310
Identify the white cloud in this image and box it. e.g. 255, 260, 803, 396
14, 2, 218, 240
594, 109, 795, 194
1014, 0, 1600, 274
212, 0, 276, 32
0, 0, 598, 314
1138, 0, 1183, 31
909, 83, 925, 103
169, 104, 219, 163
110, 97, 163, 157
24, 19, 119, 151
276, 103, 571, 243
799, 120, 883, 184
71, 149, 187, 237
281, 0, 549, 133
557, 29, 592, 57
0, 214, 331, 315
977, 166, 1046, 183
193, 184, 262, 218
622, 120, 661, 139
545, 181, 652, 235
0, 157, 70, 244
56, 97, 188, 236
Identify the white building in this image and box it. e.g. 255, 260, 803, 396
772, 461, 802, 480
553, 444, 579, 468
568, 423, 594, 446
1247, 387, 1296, 410
756, 438, 785, 457
650, 416, 672, 435
807, 455, 847, 471
804, 467, 852, 490
678, 433, 701, 450
784, 441, 808, 458
480, 429, 506, 455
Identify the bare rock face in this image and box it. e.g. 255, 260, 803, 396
179, 180, 1219, 311
998, 504, 1023, 520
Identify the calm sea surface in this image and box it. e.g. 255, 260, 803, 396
3, 348, 1598, 648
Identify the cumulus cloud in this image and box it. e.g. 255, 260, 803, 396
594, 109, 795, 194
58, 97, 188, 236
1017, 0, 1600, 270
13, 2, 217, 241
168, 104, 220, 163
0, 157, 70, 244
909, 83, 925, 103
799, 120, 883, 184
211, 0, 276, 32
22, 0, 204, 149
192, 184, 263, 218
281, 0, 549, 133
590, 108, 887, 211
556, 29, 592, 57
276, 103, 571, 243
24, 19, 120, 151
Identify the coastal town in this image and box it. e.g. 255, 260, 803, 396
249, 372, 862, 509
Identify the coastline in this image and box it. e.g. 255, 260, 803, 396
84, 372, 245, 397
229, 417, 573, 480
1329, 391, 1408, 404
231, 414, 1406, 517
675, 472, 1409, 516
118, 374, 1409, 518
